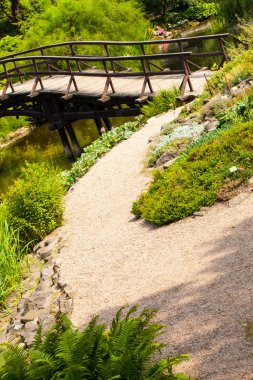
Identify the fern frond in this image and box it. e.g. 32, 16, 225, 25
0, 344, 29, 380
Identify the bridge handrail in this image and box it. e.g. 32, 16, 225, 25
0, 33, 229, 62
0, 51, 194, 99
0, 51, 192, 65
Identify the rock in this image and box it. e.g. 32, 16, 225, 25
40, 266, 54, 281
34, 296, 50, 310
33, 242, 42, 253
24, 331, 36, 348
24, 319, 38, 333
192, 211, 204, 217
148, 133, 159, 143
13, 323, 24, 331
248, 177, 253, 185
44, 237, 58, 247
21, 310, 39, 323
63, 284, 73, 299
228, 193, 249, 207
155, 151, 177, 167
37, 244, 54, 260
203, 117, 218, 132
59, 298, 73, 314
176, 117, 186, 124
40, 315, 55, 332
17, 298, 29, 313
163, 158, 177, 169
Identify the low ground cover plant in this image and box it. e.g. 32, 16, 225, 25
0, 306, 193, 379
61, 120, 141, 188
132, 121, 253, 225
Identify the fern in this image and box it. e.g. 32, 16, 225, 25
0, 307, 193, 380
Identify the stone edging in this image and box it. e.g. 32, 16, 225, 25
0, 234, 73, 348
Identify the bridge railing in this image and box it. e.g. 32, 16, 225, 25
0, 52, 195, 100
0, 33, 229, 74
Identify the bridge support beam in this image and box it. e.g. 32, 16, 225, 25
65, 122, 83, 157
57, 127, 74, 160
102, 117, 112, 131
94, 117, 103, 135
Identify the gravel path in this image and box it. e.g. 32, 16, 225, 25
58, 110, 253, 379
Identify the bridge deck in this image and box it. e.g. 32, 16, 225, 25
1, 69, 212, 98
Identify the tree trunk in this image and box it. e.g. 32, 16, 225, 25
10, 0, 20, 23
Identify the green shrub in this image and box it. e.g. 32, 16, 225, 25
217, 0, 253, 21
0, 117, 29, 140
4, 162, 64, 244
61, 120, 141, 188
184, 2, 217, 20
0, 306, 193, 379
0, 205, 27, 306
132, 121, 253, 225
141, 87, 181, 119
208, 49, 253, 93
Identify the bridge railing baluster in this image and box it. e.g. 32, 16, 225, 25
104, 44, 116, 73
40, 48, 52, 77
69, 44, 82, 72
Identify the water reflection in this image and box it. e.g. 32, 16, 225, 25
0, 118, 127, 193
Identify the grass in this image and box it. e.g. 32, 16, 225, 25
0, 206, 27, 307
0, 117, 29, 140
132, 121, 253, 225
141, 87, 181, 119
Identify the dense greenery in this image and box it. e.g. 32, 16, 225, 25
132, 121, 253, 225
138, 0, 217, 26
61, 120, 141, 188
141, 88, 181, 119
0, 208, 26, 306
3, 162, 64, 245
0, 306, 192, 379
0, 0, 149, 136
0, 117, 29, 140
217, 0, 253, 22
0, 0, 149, 58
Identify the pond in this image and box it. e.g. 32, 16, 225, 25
0, 117, 129, 194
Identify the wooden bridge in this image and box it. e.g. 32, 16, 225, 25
0, 33, 229, 158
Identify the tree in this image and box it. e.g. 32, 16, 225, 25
138, 0, 188, 19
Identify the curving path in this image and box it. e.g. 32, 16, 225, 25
57, 109, 253, 380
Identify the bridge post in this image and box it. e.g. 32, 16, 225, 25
102, 117, 112, 131
57, 126, 74, 160
65, 122, 83, 157
94, 118, 103, 135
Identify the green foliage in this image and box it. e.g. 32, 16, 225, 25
216, 93, 253, 128
4, 162, 64, 244
148, 137, 191, 167
207, 49, 253, 93
18, 0, 149, 56
0, 116, 29, 140
132, 121, 253, 225
216, 0, 253, 21
0, 206, 27, 306
61, 120, 141, 188
183, 2, 217, 20
141, 88, 181, 119
138, 0, 188, 18
0, 306, 193, 379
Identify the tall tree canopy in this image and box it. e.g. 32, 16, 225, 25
20, 0, 149, 50
138, 0, 188, 19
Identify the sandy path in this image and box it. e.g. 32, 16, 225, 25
57, 110, 253, 379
